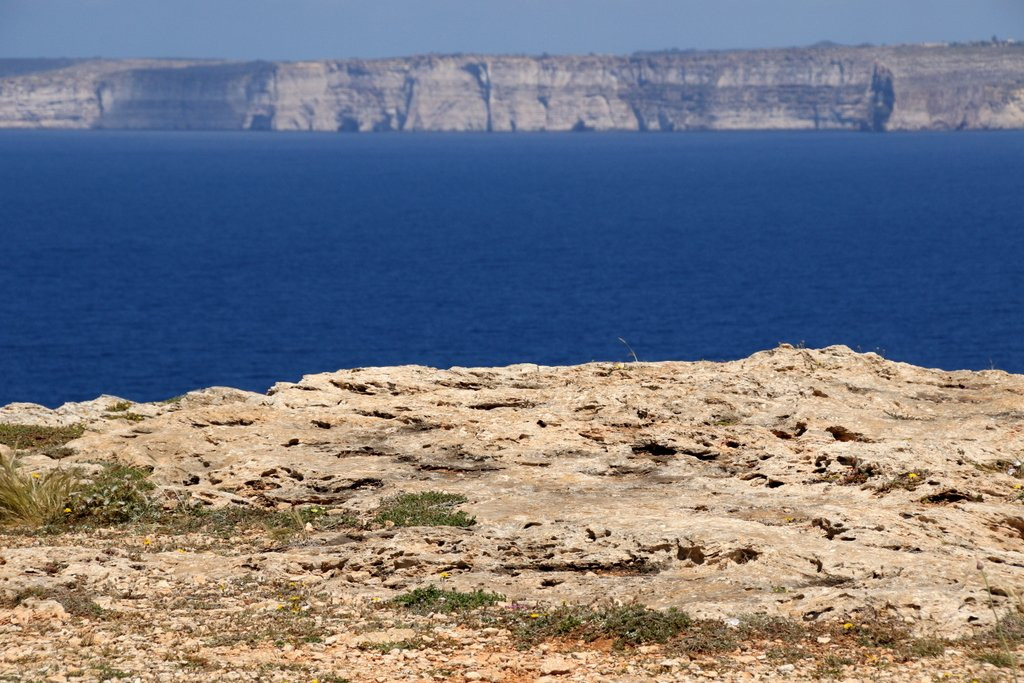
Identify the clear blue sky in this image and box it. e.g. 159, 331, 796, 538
1, 0, 1021, 60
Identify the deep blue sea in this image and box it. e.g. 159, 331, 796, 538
1, 131, 1022, 407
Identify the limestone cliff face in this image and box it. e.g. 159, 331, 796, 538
2, 44, 1023, 132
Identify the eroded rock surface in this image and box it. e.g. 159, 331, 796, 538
4, 344, 1024, 641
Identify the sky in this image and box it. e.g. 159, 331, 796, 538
1, 0, 1022, 60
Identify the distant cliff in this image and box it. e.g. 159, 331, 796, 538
2, 43, 1023, 132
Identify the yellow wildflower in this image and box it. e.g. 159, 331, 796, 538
63, 507, 71, 514
31, 473, 40, 478
907, 473, 918, 479
529, 613, 541, 619
843, 622, 854, 629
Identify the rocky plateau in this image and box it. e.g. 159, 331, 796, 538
3, 344, 1024, 681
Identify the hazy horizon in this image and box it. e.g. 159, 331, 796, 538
1, 0, 1022, 61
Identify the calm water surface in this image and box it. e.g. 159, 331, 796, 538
1, 131, 1022, 407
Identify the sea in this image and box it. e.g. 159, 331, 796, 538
1, 130, 1022, 408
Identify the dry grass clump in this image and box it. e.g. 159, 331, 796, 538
0, 453, 79, 526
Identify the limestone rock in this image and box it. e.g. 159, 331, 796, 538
4, 345, 1024, 640
2, 44, 1024, 132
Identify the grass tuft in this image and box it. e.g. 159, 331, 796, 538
0, 453, 79, 526
374, 491, 475, 528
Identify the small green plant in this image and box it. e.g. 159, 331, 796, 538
103, 402, 145, 421
65, 464, 155, 524
392, 586, 504, 614
813, 654, 854, 679
0, 423, 84, 451
0, 453, 79, 526
358, 639, 426, 652
374, 491, 475, 528
592, 603, 692, 646
901, 637, 947, 658
93, 664, 131, 681
508, 603, 691, 649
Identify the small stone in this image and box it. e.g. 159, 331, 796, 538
464, 673, 482, 681
817, 636, 832, 644
778, 664, 796, 673
540, 657, 573, 676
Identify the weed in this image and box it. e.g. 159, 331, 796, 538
162, 501, 359, 542
358, 639, 426, 652
738, 614, 806, 642
508, 602, 691, 649
374, 491, 475, 528
901, 637, 947, 658
106, 401, 133, 412
595, 603, 692, 646
813, 654, 853, 678
104, 411, 145, 422
973, 650, 1018, 667
852, 620, 911, 648
392, 586, 504, 614
982, 460, 1024, 479
874, 470, 929, 494
0, 453, 79, 526
65, 465, 155, 524
43, 446, 76, 460
510, 605, 588, 643
0, 423, 84, 451
93, 664, 131, 681
8, 585, 105, 618
671, 618, 737, 654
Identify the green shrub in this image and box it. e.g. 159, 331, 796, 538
594, 603, 692, 646
392, 586, 504, 614
65, 465, 155, 524
374, 491, 475, 528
